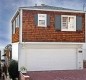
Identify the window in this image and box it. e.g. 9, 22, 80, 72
12, 20, 16, 34
16, 15, 20, 27
38, 14, 47, 27
12, 14, 20, 34
61, 15, 76, 31
39, 20, 45, 25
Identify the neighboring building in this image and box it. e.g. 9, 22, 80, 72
0, 48, 4, 60
0, 49, 5, 66
3, 44, 12, 67
11, 4, 86, 71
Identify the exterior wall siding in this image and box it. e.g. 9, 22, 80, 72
22, 10, 85, 42
12, 27, 19, 43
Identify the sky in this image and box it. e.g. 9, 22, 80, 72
0, 0, 86, 48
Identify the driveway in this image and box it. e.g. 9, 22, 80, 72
26, 69, 86, 80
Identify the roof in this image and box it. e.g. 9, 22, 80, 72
19, 4, 84, 12
12, 4, 85, 22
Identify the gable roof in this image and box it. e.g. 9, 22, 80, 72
11, 4, 85, 22
19, 4, 84, 13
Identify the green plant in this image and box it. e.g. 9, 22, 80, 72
20, 66, 27, 73
8, 60, 19, 80
20, 66, 27, 71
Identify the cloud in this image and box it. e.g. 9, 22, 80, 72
0, 19, 11, 48
0, 39, 10, 47
61, 0, 83, 10
24, 0, 86, 10
25, 0, 62, 6
29, 0, 46, 5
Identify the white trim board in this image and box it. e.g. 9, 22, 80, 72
19, 8, 85, 13
85, 13, 86, 42
20, 42, 84, 45
19, 9, 23, 43
19, 42, 83, 49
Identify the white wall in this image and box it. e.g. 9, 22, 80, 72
82, 43, 86, 60
18, 45, 27, 70
84, 13, 86, 59
12, 43, 18, 60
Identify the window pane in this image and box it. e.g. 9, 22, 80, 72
63, 17, 68, 22
39, 20, 45, 25
16, 15, 20, 27
69, 17, 74, 28
12, 20, 15, 34
62, 17, 68, 29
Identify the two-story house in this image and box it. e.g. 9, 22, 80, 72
11, 4, 86, 71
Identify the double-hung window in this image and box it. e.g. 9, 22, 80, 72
38, 14, 47, 27
34, 14, 50, 27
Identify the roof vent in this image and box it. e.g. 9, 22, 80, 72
41, 4, 46, 6
35, 4, 37, 6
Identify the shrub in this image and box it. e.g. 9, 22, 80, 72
8, 60, 19, 80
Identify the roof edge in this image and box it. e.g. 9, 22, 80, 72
19, 7, 85, 13
11, 9, 20, 22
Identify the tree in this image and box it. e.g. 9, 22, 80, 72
8, 60, 19, 80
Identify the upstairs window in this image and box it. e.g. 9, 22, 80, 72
55, 15, 82, 31
16, 15, 20, 27
61, 15, 76, 31
38, 14, 47, 27
12, 20, 16, 34
12, 14, 20, 34
34, 14, 50, 27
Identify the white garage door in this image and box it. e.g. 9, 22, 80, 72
26, 49, 77, 71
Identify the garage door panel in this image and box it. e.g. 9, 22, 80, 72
26, 49, 76, 71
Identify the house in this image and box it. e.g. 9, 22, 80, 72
11, 4, 86, 71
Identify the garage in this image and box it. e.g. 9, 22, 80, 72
26, 49, 77, 71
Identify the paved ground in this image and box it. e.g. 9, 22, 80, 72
26, 69, 86, 80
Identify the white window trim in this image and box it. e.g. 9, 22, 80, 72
12, 14, 20, 34
19, 9, 22, 43
15, 17, 17, 27
16, 15, 20, 28
38, 14, 47, 27
61, 15, 76, 31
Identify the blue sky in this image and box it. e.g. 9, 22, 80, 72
0, 0, 86, 48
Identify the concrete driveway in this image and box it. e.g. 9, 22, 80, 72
26, 69, 86, 80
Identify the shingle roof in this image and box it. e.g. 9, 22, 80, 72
19, 4, 82, 11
